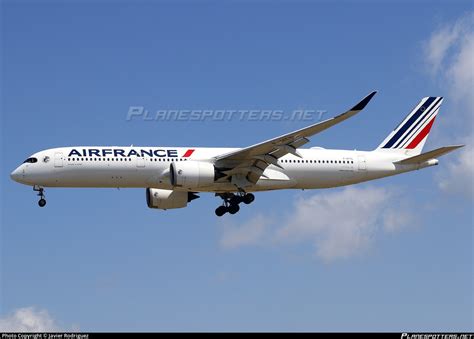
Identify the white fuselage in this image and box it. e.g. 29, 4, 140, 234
10, 146, 437, 192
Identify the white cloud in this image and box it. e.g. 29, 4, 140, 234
219, 214, 270, 249
446, 33, 474, 110
423, 12, 474, 198
219, 187, 416, 262
382, 207, 417, 234
0, 307, 60, 332
424, 13, 473, 75
438, 139, 474, 197
275, 187, 414, 262
276, 187, 385, 261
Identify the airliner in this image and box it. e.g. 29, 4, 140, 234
10, 91, 463, 216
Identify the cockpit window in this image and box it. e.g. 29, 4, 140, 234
23, 157, 38, 163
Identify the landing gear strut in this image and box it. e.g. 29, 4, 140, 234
214, 192, 255, 216
33, 185, 46, 207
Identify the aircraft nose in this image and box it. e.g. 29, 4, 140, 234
10, 167, 22, 182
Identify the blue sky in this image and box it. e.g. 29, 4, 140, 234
1, 0, 473, 332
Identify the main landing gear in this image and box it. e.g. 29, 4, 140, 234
215, 192, 255, 216
33, 185, 46, 207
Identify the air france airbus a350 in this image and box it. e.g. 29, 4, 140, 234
11, 92, 463, 216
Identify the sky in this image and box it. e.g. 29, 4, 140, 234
1, 0, 473, 332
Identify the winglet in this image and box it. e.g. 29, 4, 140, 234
350, 91, 377, 111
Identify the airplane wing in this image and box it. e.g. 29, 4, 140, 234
214, 91, 377, 187
394, 145, 464, 164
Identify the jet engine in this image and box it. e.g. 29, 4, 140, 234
170, 161, 215, 189
146, 188, 199, 210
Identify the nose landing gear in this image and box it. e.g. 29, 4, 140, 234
215, 192, 255, 216
33, 185, 46, 207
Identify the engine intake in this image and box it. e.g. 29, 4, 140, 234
170, 161, 215, 189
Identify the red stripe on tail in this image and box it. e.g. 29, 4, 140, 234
405, 116, 436, 149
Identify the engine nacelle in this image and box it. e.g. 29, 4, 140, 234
146, 188, 198, 210
170, 161, 215, 189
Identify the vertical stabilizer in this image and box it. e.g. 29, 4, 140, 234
376, 97, 443, 156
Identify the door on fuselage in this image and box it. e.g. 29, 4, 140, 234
54, 152, 63, 168
136, 156, 145, 168
358, 155, 367, 171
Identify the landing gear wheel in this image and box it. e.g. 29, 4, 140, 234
230, 196, 243, 205
215, 206, 227, 217
33, 185, 46, 207
228, 204, 240, 215
215, 192, 248, 216
243, 193, 255, 204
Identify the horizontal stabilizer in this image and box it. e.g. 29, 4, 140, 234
394, 145, 464, 164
